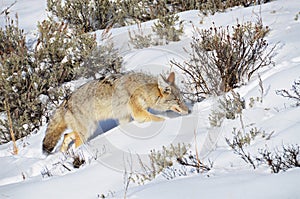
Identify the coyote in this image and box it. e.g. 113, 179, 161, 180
42, 72, 189, 154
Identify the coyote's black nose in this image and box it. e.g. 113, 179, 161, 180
188, 109, 192, 114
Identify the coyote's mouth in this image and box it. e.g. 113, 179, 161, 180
174, 107, 182, 113
171, 105, 189, 115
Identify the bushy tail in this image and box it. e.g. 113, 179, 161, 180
42, 105, 67, 154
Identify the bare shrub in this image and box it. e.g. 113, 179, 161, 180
41, 166, 53, 178
70, 151, 86, 169
258, 144, 300, 173
276, 78, 300, 106
172, 19, 276, 102
226, 126, 275, 170
176, 151, 213, 173
295, 12, 300, 21
225, 128, 258, 169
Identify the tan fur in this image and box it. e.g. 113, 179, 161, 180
42, 72, 189, 154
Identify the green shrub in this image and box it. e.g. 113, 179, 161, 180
0, 17, 47, 143
0, 17, 97, 144
35, 18, 96, 83
46, 0, 200, 32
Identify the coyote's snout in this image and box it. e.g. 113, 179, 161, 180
42, 72, 189, 154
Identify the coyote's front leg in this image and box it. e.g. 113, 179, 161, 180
132, 108, 164, 122
60, 131, 83, 152
129, 99, 164, 122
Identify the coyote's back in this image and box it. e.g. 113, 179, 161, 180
42, 72, 189, 154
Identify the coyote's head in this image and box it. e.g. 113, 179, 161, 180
154, 72, 190, 115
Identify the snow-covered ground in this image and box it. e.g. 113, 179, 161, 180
0, 0, 300, 198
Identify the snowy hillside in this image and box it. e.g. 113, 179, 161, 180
0, 0, 300, 199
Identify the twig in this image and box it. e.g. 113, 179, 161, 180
0, 1, 17, 16
4, 99, 18, 155
194, 129, 201, 170
60, 162, 71, 171
123, 153, 134, 199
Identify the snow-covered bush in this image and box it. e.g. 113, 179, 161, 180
47, 0, 198, 32
209, 92, 245, 127
83, 40, 123, 79
132, 143, 212, 184
172, 20, 275, 101
133, 143, 189, 184
128, 25, 153, 49
152, 14, 184, 45
47, 0, 115, 32
0, 17, 47, 143
35, 18, 96, 84
0, 17, 97, 144
47, 0, 272, 33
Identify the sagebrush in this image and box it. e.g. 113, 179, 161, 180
0, 16, 98, 144
35, 18, 96, 85
47, 0, 270, 32
132, 143, 189, 184
129, 13, 184, 49
172, 19, 275, 101
209, 92, 245, 127
0, 17, 46, 143
132, 143, 212, 184
47, 0, 197, 32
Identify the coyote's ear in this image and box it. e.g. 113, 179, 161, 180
166, 72, 175, 85
158, 75, 171, 95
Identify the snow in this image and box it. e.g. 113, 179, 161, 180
1, 0, 300, 199
126, 169, 300, 199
